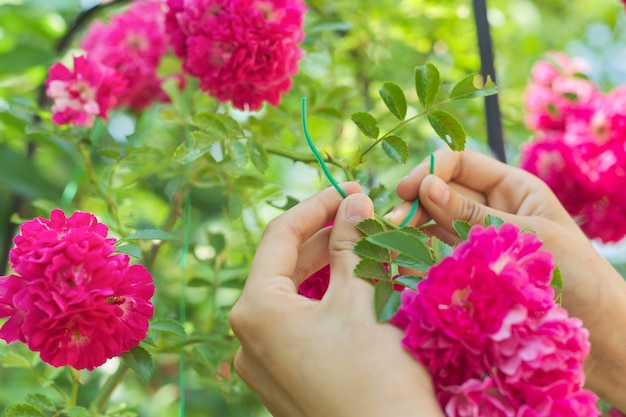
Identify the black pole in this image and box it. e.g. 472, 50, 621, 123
472, 0, 507, 163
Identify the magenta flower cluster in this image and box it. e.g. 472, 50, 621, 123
0, 210, 154, 371
392, 223, 599, 417
165, 0, 307, 111
46, 0, 170, 127
520, 52, 626, 242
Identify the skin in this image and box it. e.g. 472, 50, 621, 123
387, 146, 626, 411
229, 183, 444, 417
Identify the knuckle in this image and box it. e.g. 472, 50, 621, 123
460, 197, 484, 224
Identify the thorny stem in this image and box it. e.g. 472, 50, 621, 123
266, 146, 353, 180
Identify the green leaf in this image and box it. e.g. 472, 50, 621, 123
230, 140, 249, 169
415, 63, 440, 108
366, 230, 434, 266
374, 283, 402, 322
209, 232, 226, 255
351, 112, 379, 139
452, 220, 472, 240
25, 394, 55, 412
427, 109, 466, 151
449, 73, 498, 101
353, 239, 391, 263
62, 407, 91, 417
393, 275, 423, 290
393, 254, 432, 271
173, 134, 213, 164
122, 229, 178, 242
267, 195, 300, 211
379, 81, 407, 120
483, 214, 505, 229
227, 193, 243, 219
368, 183, 391, 207
1, 352, 32, 369
355, 218, 385, 236
150, 320, 187, 339
551, 266, 563, 292
1, 404, 45, 417
123, 346, 154, 382
116, 244, 142, 258
381, 136, 409, 164
247, 139, 268, 173
354, 258, 390, 281
192, 113, 242, 139
431, 236, 453, 263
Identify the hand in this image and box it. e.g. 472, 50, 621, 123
229, 183, 443, 417
388, 146, 626, 411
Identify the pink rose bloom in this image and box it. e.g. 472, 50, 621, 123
521, 53, 626, 242
298, 264, 330, 300
0, 210, 154, 370
80, 0, 170, 111
165, 0, 307, 110
45, 55, 126, 127
440, 378, 516, 417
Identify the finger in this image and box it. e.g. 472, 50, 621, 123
292, 226, 332, 285
386, 182, 487, 227
398, 147, 521, 202
325, 193, 374, 294
418, 174, 520, 231
246, 182, 362, 292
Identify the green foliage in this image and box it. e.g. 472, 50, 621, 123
1, 0, 622, 415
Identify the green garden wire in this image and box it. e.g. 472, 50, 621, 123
301, 97, 434, 228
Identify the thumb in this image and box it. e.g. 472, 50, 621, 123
419, 174, 517, 232
327, 193, 374, 286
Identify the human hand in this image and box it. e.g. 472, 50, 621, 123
388, 146, 626, 410
229, 183, 443, 417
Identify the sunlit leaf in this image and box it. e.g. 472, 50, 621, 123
121, 229, 178, 242
415, 63, 440, 108
1, 404, 45, 417
374, 283, 402, 322
230, 140, 249, 169
247, 139, 268, 173
353, 239, 391, 263
150, 320, 187, 339
379, 81, 407, 120
452, 220, 472, 240
431, 236, 453, 263
354, 258, 390, 281
367, 230, 433, 266
381, 136, 408, 164
25, 394, 55, 412
427, 109, 466, 151
449, 73, 498, 100
123, 346, 154, 382
484, 214, 505, 229
393, 275, 423, 290
351, 112, 379, 139
116, 244, 142, 258
62, 407, 90, 417
355, 218, 385, 236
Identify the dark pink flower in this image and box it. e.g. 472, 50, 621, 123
165, 0, 307, 110
0, 210, 154, 370
440, 378, 516, 417
298, 264, 330, 300
393, 222, 598, 416
521, 53, 626, 242
80, 0, 170, 111
608, 408, 626, 417
45, 55, 126, 127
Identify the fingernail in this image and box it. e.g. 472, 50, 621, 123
428, 176, 450, 207
346, 194, 373, 222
